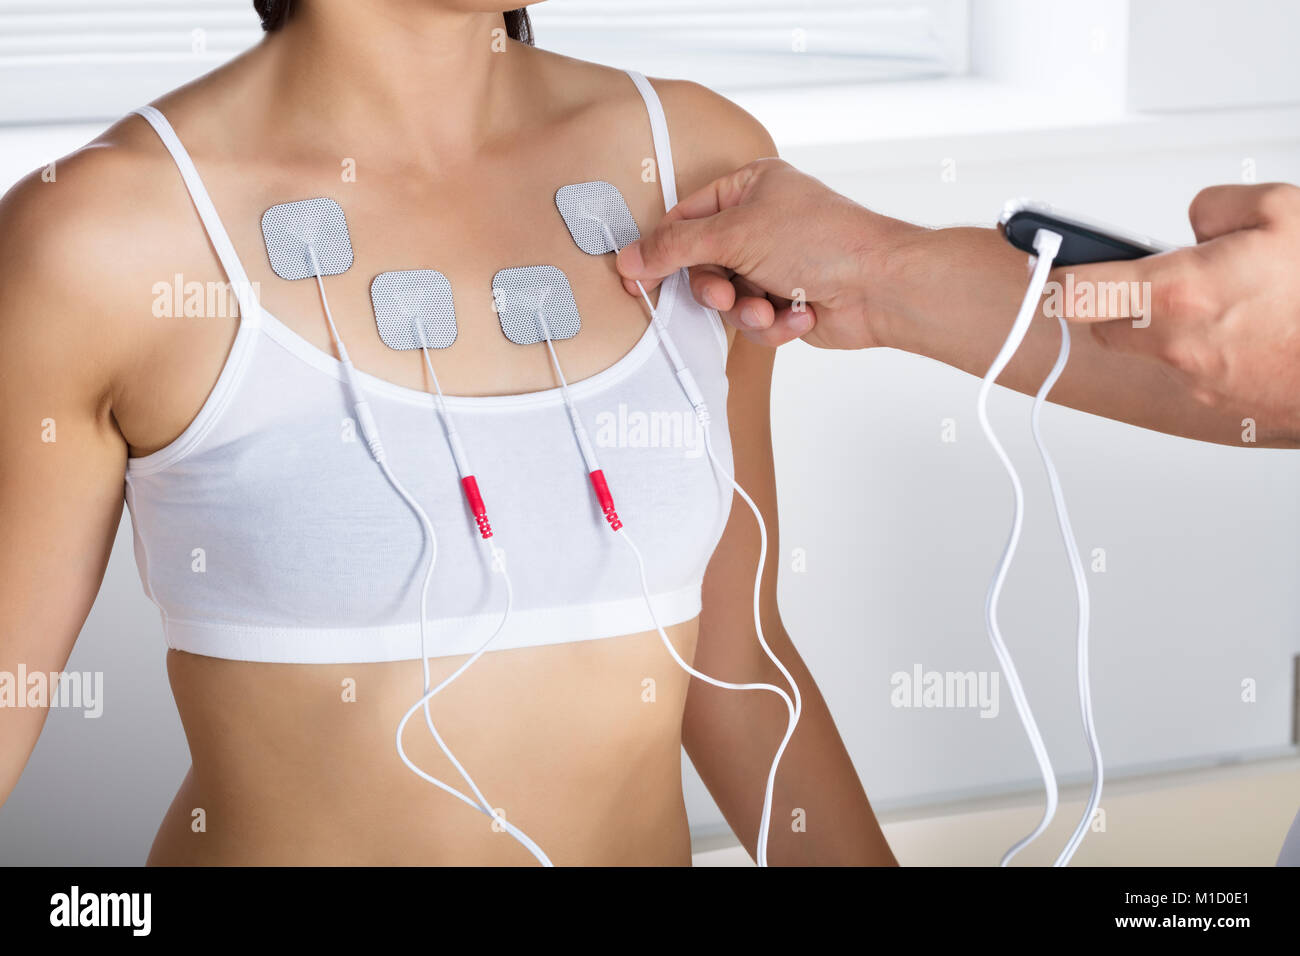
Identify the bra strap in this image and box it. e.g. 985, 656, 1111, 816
624, 70, 679, 211
132, 106, 261, 326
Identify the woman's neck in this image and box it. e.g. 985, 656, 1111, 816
250, 3, 530, 167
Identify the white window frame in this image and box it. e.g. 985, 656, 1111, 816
530, 0, 970, 93
0, 0, 263, 125
0, 0, 971, 125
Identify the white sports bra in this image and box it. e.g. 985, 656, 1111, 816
123, 70, 736, 665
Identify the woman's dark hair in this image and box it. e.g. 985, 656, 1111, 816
252, 2, 534, 44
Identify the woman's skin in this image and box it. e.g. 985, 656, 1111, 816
0, 2, 895, 865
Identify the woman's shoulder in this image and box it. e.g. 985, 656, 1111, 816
0, 45, 248, 262
642, 76, 777, 194
528, 48, 776, 199
5, 117, 180, 237
0, 113, 202, 391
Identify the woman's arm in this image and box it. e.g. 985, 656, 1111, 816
0, 162, 132, 807
687, 333, 896, 865
655, 80, 895, 864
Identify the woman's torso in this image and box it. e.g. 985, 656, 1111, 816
150, 629, 698, 865
110, 44, 735, 864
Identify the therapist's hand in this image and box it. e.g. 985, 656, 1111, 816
1063, 183, 1300, 427
615, 158, 899, 349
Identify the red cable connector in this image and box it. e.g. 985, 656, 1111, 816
588, 469, 622, 531
460, 475, 493, 539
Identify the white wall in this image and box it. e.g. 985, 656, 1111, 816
1128, 0, 1300, 111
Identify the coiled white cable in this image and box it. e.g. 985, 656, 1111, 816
1030, 317, 1102, 867
975, 228, 1063, 867
308, 248, 551, 866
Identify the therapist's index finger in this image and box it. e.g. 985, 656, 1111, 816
615, 163, 763, 287
616, 210, 744, 285
661, 162, 762, 226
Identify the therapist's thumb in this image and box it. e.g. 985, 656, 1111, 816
617, 211, 744, 283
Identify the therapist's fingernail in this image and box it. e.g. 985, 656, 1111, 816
616, 244, 643, 275
740, 306, 763, 328
703, 288, 721, 309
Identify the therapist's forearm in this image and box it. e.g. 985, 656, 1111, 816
619, 160, 1297, 445
866, 222, 1274, 446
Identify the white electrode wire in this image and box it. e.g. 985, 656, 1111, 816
411, 326, 550, 865
699, 424, 799, 866
534, 288, 796, 866
308, 249, 549, 865
409, 321, 484, 783
404, 321, 550, 866
414, 323, 453, 421
542, 335, 570, 391
617, 524, 795, 867
596, 222, 804, 866
1030, 318, 1102, 868
394, 548, 554, 866
597, 221, 803, 865
975, 229, 1062, 867
309, 255, 356, 368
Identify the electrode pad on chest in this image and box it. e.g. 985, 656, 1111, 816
370, 270, 458, 350
555, 181, 641, 255
492, 265, 582, 345
260, 197, 354, 280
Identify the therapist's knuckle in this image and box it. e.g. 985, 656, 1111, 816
734, 158, 770, 189
650, 221, 694, 263
1230, 226, 1273, 263
1159, 334, 1215, 381
710, 218, 753, 270
1187, 185, 1224, 233
1152, 314, 1228, 385
1151, 259, 1212, 327
763, 157, 798, 183
1090, 321, 1143, 361
1254, 182, 1300, 222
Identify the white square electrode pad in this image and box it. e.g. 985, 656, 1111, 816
261, 197, 354, 280
370, 270, 458, 350
492, 265, 582, 345
555, 181, 641, 255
